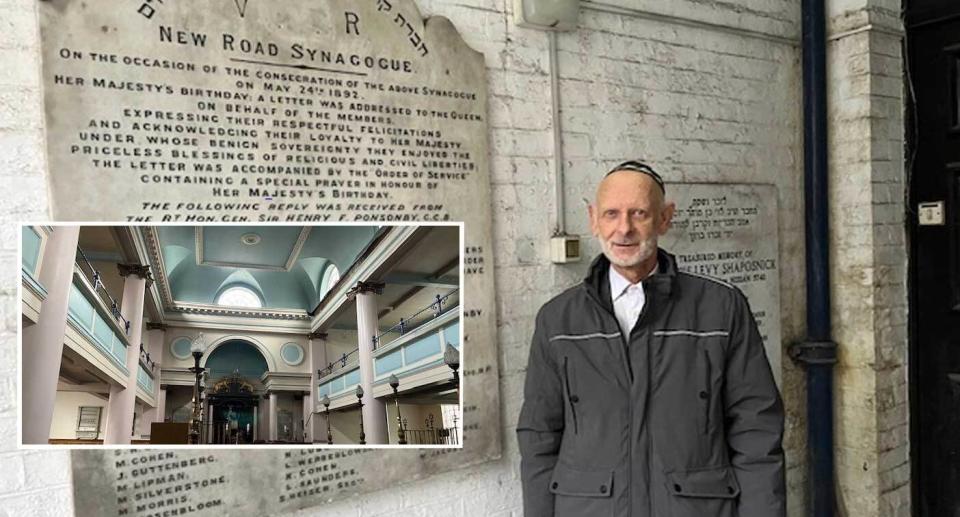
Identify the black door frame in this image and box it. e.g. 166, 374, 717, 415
905, 2, 960, 515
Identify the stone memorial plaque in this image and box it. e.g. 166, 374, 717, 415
71, 449, 448, 516
40, 0, 486, 224
660, 183, 782, 381
43, 0, 501, 514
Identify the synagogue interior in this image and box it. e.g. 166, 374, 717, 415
21, 224, 462, 445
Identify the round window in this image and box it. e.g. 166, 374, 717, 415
171, 337, 193, 359
280, 342, 305, 366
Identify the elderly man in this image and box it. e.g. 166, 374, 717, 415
517, 161, 785, 517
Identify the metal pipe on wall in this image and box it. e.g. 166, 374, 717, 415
549, 30, 567, 236
789, 0, 838, 515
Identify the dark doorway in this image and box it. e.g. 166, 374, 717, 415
206, 370, 260, 444
907, 1, 960, 515
210, 404, 256, 444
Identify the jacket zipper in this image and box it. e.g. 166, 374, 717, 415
635, 280, 654, 517
622, 280, 655, 517
703, 348, 712, 435
591, 295, 634, 512
562, 356, 579, 435
620, 317, 634, 517
581, 274, 662, 516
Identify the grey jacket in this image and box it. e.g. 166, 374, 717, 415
517, 250, 785, 517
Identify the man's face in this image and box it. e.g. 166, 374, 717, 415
589, 171, 675, 274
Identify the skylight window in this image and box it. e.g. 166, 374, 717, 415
216, 286, 262, 308
321, 264, 340, 299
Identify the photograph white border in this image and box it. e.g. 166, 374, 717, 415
18, 220, 466, 451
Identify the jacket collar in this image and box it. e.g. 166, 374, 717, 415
583, 248, 678, 311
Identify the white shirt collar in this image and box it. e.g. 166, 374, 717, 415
609, 262, 658, 299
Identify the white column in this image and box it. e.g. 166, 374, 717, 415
305, 332, 327, 443
206, 404, 217, 443
103, 264, 149, 444
293, 395, 303, 442
301, 395, 311, 443
22, 226, 80, 444
136, 405, 151, 438
268, 392, 278, 441
140, 325, 165, 436
156, 388, 167, 422
253, 406, 259, 442
355, 283, 387, 444
258, 396, 268, 440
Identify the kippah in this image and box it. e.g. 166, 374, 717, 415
606, 160, 666, 194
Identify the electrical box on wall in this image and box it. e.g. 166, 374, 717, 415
918, 201, 945, 226
550, 235, 581, 263
514, 0, 579, 31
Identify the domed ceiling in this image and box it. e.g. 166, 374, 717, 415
144, 226, 379, 316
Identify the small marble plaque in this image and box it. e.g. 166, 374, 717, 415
660, 183, 782, 380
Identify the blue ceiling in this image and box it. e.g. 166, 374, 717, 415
200, 226, 305, 269
155, 226, 378, 311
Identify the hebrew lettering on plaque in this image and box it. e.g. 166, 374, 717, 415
660, 183, 782, 382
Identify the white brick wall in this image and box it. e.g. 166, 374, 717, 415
0, 0, 69, 513
870, 26, 910, 517
0, 0, 48, 221
827, 1, 910, 515
5, 0, 907, 515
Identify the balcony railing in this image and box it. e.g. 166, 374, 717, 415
137, 363, 154, 393
67, 278, 130, 374
401, 413, 460, 445
75, 246, 130, 335
139, 344, 157, 372
373, 288, 458, 350
317, 366, 361, 399
403, 427, 460, 445
317, 288, 459, 379
22, 226, 43, 277
374, 315, 458, 380
317, 348, 360, 379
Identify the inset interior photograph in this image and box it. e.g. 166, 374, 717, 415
20, 224, 462, 446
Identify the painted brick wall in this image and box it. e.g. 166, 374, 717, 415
870, 23, 910, 516
0, 0, 829, 515
0, 0, 68, 514
827, 1, 910, 516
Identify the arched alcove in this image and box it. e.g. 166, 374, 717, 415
201, 338, 272, 382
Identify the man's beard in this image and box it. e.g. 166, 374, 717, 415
598, 235, 657, 268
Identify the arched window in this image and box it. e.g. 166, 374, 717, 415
320, 264, 340, 299
216, 286, 262, 308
